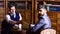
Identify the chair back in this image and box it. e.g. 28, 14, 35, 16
40, 29, 56, 34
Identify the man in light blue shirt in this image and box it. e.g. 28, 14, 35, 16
26, 8, 51, 34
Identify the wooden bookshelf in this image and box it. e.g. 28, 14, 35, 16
1, 0, 60, 34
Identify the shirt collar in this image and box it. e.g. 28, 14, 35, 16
10, 12, 16, 16
42, 14, 47, 18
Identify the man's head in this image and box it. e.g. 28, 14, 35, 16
10, 6, 15, 14
39, 8, 47, 16
8, 2, 17, 14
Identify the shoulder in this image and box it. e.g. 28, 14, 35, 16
6, 13, 10, 17
6, 14, 10, 17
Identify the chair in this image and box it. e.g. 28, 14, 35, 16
40, 29, 56, 34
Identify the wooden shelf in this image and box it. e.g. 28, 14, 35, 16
0, 0, 4, 1
8, 0, 32, 1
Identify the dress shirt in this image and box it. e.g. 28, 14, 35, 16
32, 14, 51, 32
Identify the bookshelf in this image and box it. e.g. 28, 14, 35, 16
0, 0, 60, 34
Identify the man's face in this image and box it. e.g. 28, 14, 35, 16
10, 6, 15, 14
39, 9, 44, 16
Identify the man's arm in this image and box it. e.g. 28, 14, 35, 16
6, 15, 17, 24
19, 13, 22, 21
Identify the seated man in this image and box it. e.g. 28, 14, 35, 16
26, 7, 51, 34
1, 2, 22, 34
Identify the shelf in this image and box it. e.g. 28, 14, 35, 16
8, 0, 32, 1
37, 0, 43, 1
0, 0, 4, 1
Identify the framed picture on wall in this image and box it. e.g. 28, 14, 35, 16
45, 5, 60, 11
49, 6, 60, 11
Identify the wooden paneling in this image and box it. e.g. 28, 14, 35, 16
0, 1, 4, 34
17, 9, 26, 21
55, 0, 60, 1
45, 0, 60, 1
47, 11, 57, 32
8, 0, 32, 1
0, 0, 4, 1
45, 0, 55, 1
47, 11, 60, 34
17, 9, 32, 29
47, 11, 57, 30
35, 10, 38, 24
57, 12, 60, 34
37, 0, 43, 1
0, 7, 4, 26
25, 10, 31, 23
8, 0, 25, 1
32, 0, 34, 24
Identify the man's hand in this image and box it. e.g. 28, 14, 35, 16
13, 24, 19, 29
13, 21, 17, 24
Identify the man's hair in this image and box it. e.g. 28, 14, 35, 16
8, 2, 17, 9
40, 8, 47, 12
